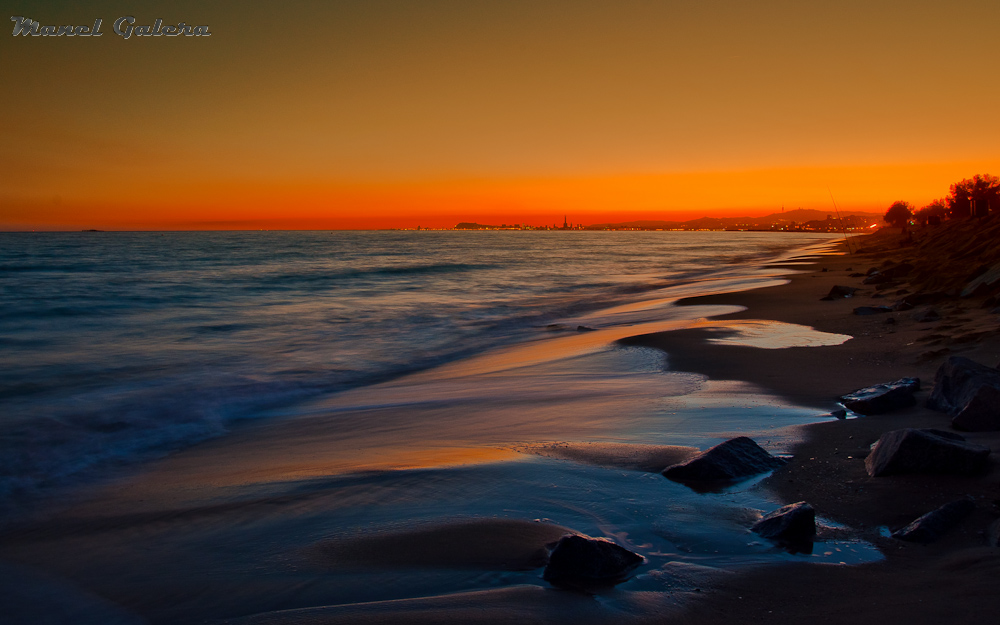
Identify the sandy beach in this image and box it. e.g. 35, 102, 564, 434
3, 224, 1000, 624
627, 222, 1000, 624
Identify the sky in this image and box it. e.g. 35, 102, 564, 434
2, 0, 999, 230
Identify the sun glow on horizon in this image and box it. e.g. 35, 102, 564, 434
3, 1, 998, 230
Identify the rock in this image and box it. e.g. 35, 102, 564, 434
911, 307, 941, 322
849, 272, 865, 278
822, 285, 858, 300
662, 437, 786, 482
853, 306, 894, 315
952, 384, 1000, 431
576, 325, 597, 332
892, 497, 976, 543
864, 428, 990, 477
831, 409, 847, 419
751, 502, 816, 543
543, 534, 644, 586
927, 356, 1000, 431
839, 378, 920, 415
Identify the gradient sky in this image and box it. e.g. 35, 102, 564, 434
3, 0, 999, 229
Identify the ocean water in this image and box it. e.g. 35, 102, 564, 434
1, 230, 891, 623
0, 230, 839, 518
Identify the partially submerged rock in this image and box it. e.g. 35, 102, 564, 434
839, 378, 920, 415
865, 428, 990, 477
662, 437, 786, 482
892, 497, 976, 543
927, 356, 1000, 431
543, 534, 644, 587
751, 502, 816, 543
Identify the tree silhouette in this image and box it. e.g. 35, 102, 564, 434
915, 199, 947, 226
884, 201, 913, 228
947, 174, 1000, 218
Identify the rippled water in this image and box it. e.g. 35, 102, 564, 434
0, 230, 836, 516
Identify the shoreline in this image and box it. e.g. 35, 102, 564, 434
4, 229, 1000, 623
629, 228, 1000, 624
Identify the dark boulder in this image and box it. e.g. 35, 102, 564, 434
543, 534, 644, 587
892, 497, 976, 543
927, 356, 1000, 431
839, 378, 920, 415
853, 306, 893, 315
751, 502, 816, 543
662, 437, 786, 482
821, 285, 858, 300
865, 428, 990, 477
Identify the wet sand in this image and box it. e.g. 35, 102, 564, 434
4, 230, 1000, 623
628, 227, 1000, 624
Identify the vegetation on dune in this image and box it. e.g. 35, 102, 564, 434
884, 201, 914, 228
883, 174, 1000, 226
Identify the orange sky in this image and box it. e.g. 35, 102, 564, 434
3, 0, 999, 230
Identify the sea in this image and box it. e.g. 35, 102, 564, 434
0, 230, 880, 624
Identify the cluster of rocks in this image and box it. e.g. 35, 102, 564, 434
663, 437, 817, 549
539, 357, 1000, 586
836, 356, 1000, 429
832, 356, 1000, 544
538, 437, 800, 588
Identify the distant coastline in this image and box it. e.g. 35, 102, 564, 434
452, 208, 881, 232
